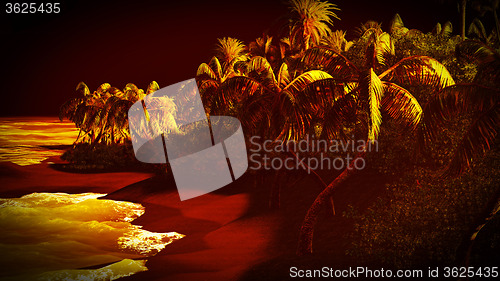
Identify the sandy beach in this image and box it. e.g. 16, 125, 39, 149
0, 146, 389, 281
0, 155, 281, 280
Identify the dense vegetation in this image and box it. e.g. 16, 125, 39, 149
59, 0, 499, 269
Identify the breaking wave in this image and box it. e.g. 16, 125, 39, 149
0, 192, 184, 280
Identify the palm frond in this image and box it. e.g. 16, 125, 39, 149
209, 56, 223, 80
271, 69, 334, 141
95, 83, 111, 100
197, 63, 218, 81
280, 37, 291, 59
283, 69, 332, 94
249, 35, 274, 57
318, 93, 358, 141
214, 76, 265, 114
107, 99, 134, 131
59, 97, 84, 121
389, 13, 409, 35
441, 21, 453, 37
80, 104, 101, 133
366, 69, 384, 141
376, 32, 395, 65
302, 78, 353, 108
122, 83, 140, 101
468, 18, 488, 41
344, 82, 359, 95
298, 47, 358, 80
146, 81, 160, 96
246, 56, 279, 91
379, 55, 455, 92
288, 0, 340, 48
76, 82, 90, 97
237, 92, 274, 137
273, 91, 316, 141
197, 79, 220, 114
424, 84, 499, 136
320, 30, 350, 53
446, 105, 499, 176
381, 82, 422, 131
355, 21, 383, 39
215, 37, 248, 71
432, 22, 442, 36
455, 40, 498, 66
278, 63, 291, 89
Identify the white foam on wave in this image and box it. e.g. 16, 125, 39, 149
0, 192, 184, 280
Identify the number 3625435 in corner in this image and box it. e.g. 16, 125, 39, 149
5, 3, 61, 14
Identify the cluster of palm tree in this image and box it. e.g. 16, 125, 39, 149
195, 0, 499, 255
60, 81, 159, 145
58, 0, 499, 257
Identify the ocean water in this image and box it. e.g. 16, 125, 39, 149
0, 193, 184, 280
0, 117, 184, 280
0, 117, 79, 165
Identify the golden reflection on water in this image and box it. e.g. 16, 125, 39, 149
36, 259, 148, 281
0, 117, 79, 165
0, 192, 184, 280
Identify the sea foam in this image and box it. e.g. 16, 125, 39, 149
0, 192, 184, 280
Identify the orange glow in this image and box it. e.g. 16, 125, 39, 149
0, 192, 184, 280
0, 117, 79, 165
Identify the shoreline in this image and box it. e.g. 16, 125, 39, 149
0, 158, 281, 280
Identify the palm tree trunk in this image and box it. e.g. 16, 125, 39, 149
461, 0, 467, 40
458, 192, 500, 267
74, 129, 83, 145
296, 151, 365, 256
289, 150, 336, 216
494, 9, 500, 45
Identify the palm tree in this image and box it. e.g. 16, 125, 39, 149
249, 34, 281, 69
468, 18, 488, 41
295, 32, 456, 255
197, 54, 336, 208
320, 30, 353, 53
196, 37, 251, 114
214, 37, 249, 76
60, 81, 159, 145
288, 0, 340, 52
461, 0, 469, 40
355, 21, 395, 66
389, 13, 409, 36
439, 0, 468, 39
424, 40, 499, 176
471, 0, 500, 43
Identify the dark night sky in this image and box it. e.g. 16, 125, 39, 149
1, 0, 471, 116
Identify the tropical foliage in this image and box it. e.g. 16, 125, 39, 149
424, 40, 500, 176
60, 81, 159, 145
59, 0, 499, 266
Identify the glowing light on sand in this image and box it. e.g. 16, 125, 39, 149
0, 192, 184, 280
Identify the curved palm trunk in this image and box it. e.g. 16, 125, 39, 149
296, 151, 366, 256
459, 192, 500, 267
289, 150, 336, 215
